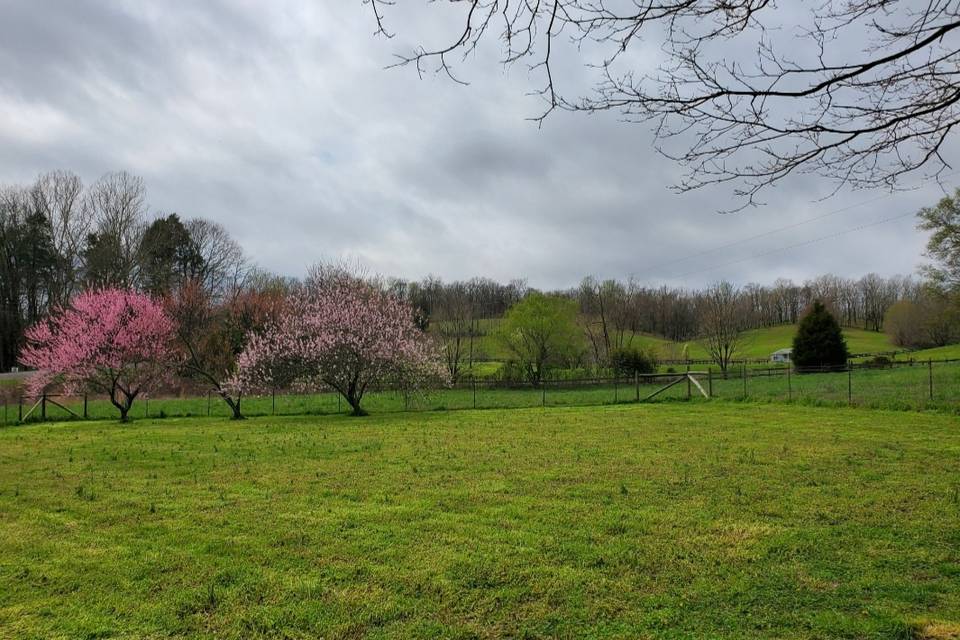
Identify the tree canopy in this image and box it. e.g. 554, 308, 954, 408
20, 289, 177, 421
497, 292, 583, 385
918, 189, 960, 294
234, 273, 446, 416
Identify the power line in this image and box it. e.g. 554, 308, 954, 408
642, 171, 958, 276
675, 209, 918, 280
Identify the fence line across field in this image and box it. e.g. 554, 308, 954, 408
2, 359, 958, 425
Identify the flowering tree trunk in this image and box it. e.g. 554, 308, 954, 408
108, 379, 138, 422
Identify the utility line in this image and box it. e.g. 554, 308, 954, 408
675, 209, 918, 279
643, 170, 958, 276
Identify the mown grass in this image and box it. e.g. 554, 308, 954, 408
1, 404, 959, 639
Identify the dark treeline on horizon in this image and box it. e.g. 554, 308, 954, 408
1, 170, 953, 372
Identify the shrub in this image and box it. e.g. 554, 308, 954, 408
497, 360, 529, 384
609, 347, 657, 376
864, 355, 892, 369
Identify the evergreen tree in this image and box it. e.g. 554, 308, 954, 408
792, 301, 849, 369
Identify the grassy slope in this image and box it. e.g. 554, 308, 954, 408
456, 321, 898, 367
672, 324, 897, 361
901, 343, 960, 361
1, 405, 959, 639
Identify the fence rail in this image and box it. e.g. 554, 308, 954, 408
2, 359, 958, 425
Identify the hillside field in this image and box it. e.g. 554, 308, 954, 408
454, 322, 901, 377
903, 343, 960, 362
1, 405, 959, 639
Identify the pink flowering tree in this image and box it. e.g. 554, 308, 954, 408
20, 289, 177, 422
234, 274, 446, 416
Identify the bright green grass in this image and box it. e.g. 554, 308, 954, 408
607, 324, 896, 361
2, 379, 697, 424
666, 324, 897, 361
708, 361, 960, 412
901, 343, 960, 362
1, 404, 959, 639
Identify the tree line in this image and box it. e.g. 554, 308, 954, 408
6, 171, 960, 394
0, 170, 259, 372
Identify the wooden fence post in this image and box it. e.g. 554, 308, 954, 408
847, 366, 852, 405
742, 364, 747, 399
41, 395, 46, 421
686, 373, 691, 399
707, 367, 713, 398
83, 394, 88, 419
929, 359, 934, 401
472, 377, 477, 409
18, 395, 23, 422
635, 371, 640, 402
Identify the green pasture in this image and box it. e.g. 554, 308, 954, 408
1, 404, 959, 639
901, 343, 960, 362
657, 324, 897, 361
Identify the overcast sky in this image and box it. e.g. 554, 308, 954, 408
0, 1, 953, 290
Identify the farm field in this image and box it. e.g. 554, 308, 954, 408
1, 404, 959, 639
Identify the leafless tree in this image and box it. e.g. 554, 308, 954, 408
185, 218, 251, 299
31, 171, 90, 306
371, 1, 960, 208
578, 277, 612, 365
697, 281, 748, 371
578, 277, 643, 364
433, 281, 477, 381
83, 171, 147, 288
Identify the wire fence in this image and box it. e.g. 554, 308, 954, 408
2, 358, 959, 425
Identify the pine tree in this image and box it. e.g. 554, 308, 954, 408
792, 302, 849, 369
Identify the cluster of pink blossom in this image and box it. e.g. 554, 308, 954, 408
20, 288, 177, 420
233, 276, 447, 415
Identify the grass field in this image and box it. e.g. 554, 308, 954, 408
1, 404, 959, 639
660, 324, 897, 361
902, 343, 960, 362
4, 358, 960, 425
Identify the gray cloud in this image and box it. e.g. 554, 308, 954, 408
0, 1, 952, 290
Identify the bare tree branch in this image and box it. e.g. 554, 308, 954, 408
370, 1, 960, 209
